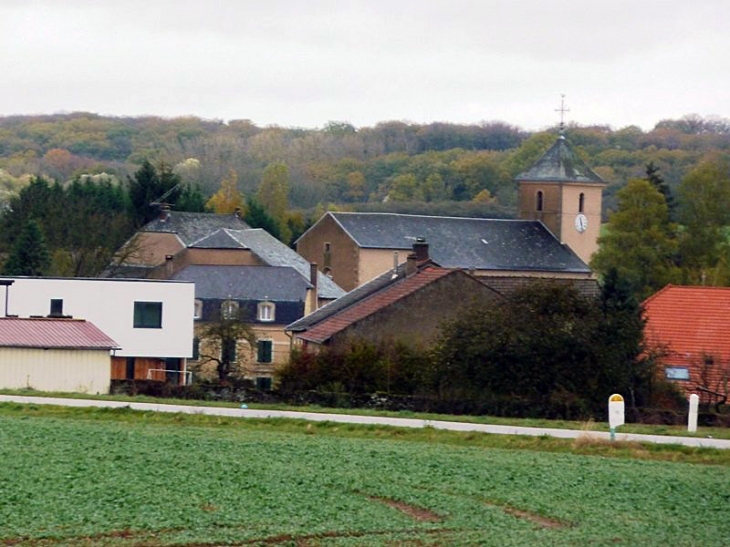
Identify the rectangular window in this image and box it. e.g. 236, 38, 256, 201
192, 337, 200, 360
256, 377, 272, 391
221, 300, 239, 321
194, 299, 203, 320
222, 339, 237, 363
257, 340, 273, 363
50, 299, 64, 317
665, 366, 690, 381
126, 357, 135, 380
258, 302, 275, 322
134, 301, 162, 328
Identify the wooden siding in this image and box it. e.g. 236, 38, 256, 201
0, 348, 111, 394
111, 356, 173, 382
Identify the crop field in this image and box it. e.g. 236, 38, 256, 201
1, 405, 729, 546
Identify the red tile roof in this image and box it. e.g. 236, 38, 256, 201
299, 266, 457, 344
643, 285, 730, 390
0, 317, 119, 350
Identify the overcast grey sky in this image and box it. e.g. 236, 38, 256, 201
1, 0, 728, 131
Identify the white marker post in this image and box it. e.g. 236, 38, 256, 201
608, 394, 625, 441
688, 394, 699, 433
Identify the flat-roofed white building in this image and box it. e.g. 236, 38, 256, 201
0, 317, 118, 393
0, 277, 194, 384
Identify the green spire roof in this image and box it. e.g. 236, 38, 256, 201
515, 136, 605, 184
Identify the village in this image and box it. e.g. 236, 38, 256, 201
1, 132, 724, 420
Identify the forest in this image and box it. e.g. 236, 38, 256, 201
2, 112, 730, 215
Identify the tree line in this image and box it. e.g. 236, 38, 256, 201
2, 113, 729, 215
0, 161, 291, 277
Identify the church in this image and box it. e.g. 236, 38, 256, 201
295, 132, 605, 295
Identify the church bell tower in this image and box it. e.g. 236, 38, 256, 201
515, 101, 605, 266
515, 135, 605, 265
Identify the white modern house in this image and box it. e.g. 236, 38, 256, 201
0, 277, 195, 385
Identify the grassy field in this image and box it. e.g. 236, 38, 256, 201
1, 403, 729, 546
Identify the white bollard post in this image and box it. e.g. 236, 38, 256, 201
688, 394, 699, 433
608, 394, 625, 441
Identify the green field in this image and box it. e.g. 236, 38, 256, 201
1, 404, 729, 546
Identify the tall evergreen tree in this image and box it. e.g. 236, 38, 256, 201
2, 219, 51, 276
243, 198, 281, 240
644, 161, 675, 219
591, 178, 680, 300
127, 160, 182, 227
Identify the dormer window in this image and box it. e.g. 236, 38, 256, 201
258, 301, 275, 322
194, 299, 203, 320
221, 300, 239, 321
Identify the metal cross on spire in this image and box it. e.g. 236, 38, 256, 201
555, 94, 570, 136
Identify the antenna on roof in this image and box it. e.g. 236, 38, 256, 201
555, 94, 570, 137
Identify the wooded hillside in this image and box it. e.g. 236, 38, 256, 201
2, 113, 729, 218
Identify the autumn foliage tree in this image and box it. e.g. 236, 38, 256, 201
206, 169, 246, 214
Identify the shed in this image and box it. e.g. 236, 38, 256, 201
0, 317, 119, 394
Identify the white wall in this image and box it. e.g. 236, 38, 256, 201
2, 278, 194, 358
0, 348, 111, 393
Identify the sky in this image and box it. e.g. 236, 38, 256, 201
1, 0, 728, 132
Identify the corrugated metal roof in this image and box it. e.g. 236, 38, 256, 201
0, 318, 119, 350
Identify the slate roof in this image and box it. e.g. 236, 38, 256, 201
288, 264, 464, 343
643, 285, 730, 364
318, 212, 590, 273
141, 212, 250, 246
190, 228, 346, 300
0, 318, 119, 350
515, 136, 605, 184
171, 264, 311, 302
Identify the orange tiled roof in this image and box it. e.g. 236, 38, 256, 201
643, 284, 730, 365
298, 266, 456, 344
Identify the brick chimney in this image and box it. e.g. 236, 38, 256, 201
159, 204, 171, 222
308, 262, 319, 313
406, 238, 428, 277
413, 237, 429, 262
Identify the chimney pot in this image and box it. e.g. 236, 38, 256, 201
412, 238, 429, 262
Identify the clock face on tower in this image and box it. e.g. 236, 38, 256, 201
574, 213, 588, 233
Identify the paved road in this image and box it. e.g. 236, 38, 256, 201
2, 394, 729, 450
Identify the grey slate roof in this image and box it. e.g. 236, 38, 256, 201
190, 228, 346, 300
326, 212, 590, 273
141, 212, 250, 245
171, 264, 310, 301
515, 136, 605, 184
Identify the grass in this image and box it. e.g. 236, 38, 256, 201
1, 403, 730, 546
2, 388, 726, 439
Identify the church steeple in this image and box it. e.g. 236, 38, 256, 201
515, 117, 605, 266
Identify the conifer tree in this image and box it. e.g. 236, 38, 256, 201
2, 219, 51, 276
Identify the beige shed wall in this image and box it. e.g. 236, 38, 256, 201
0, 348, 111, 394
